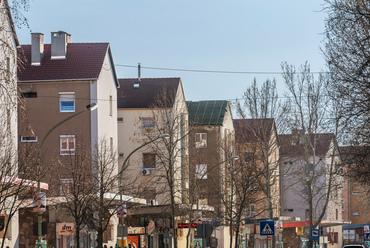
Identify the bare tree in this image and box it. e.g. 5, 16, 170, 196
323, 0, 370, 185
54, 137, 96, 248
281, 62, 342, 248
136, 87, 188, 248
89, 139, 120, 248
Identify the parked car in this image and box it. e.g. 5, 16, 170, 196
343, 245, 365, 248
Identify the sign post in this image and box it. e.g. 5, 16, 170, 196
311, 229, 319, 248
260, 221, 275, 248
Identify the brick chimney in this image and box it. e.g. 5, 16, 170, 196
51, 31, 71, 59
31, 33, 44, 66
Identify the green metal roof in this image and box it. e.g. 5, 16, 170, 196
187, 100, 229, 126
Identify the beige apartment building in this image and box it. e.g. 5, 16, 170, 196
17, 31, 119, 248
117, 77, 189, 248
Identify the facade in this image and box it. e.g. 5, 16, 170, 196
279, 131, 344, 248
17, 31, 119, 248
117, 77, 189, 248
0, 0, 20, 246
233, 118, 280, 248
340, 146, 370, 245
187, 100, 235, 248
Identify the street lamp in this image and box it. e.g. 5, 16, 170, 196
118, 133, 170, 247
36, 102, 98, 246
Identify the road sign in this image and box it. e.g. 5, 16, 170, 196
296, 226, 303, 235
268, 236, 272, 241
366, 233, 370, 241
311, 229, 319, 240
260, 221, 275, 236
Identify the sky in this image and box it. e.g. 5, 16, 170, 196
14, 0, 328, 103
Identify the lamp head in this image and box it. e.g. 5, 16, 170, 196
87, 102, 98, 111
230, 156, 239, 160
160, 134, 170, 139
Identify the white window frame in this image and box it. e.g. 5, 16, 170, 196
142, 118, 155, 134
59, 92, 75, 112
196, 164, 207, 179
60, 178, 73, 195
245, 204, 255, 217
21, 136, 38, 142
195, 133, 207, 148
60, 135, 76, 155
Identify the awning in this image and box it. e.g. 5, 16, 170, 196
1, 176, 48, 190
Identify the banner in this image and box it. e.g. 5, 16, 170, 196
33, 192, 46, 212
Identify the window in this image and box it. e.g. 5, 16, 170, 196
142, 118, 155, 134
199, 198, 208, 205
22, 92, 37, 98
196, 164, 207, 179
352, 191, 361, 195
117, 117, 123, 123
21, 136, 38, 142
118, 153, 124, 158
342, 199, 345, 212
60, 135, 76, 155
60, 178, 73, 195
352, 212, 361, 216
305, 209, 309, 220
245, 205, 255, 217
109, 95, 112, 116
336, 209, 338, 220
195, 133, 207, 148
59, 92, 75, 112
284, 209, 293, 212
246, 177, 255, 190
143, 188, 156, 205
143, 153, 156, 169
244, 152, 254, 164
328, 232, 338, 244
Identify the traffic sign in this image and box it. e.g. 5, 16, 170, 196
268, 236, 272, 241
311, 229, 319, 241
366, 233, 370, 241
260, 221, 275, 236
296, 226, 303, 235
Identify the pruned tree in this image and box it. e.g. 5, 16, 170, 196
280, 62, 342, 248
89, 139, 120, 248
136, 87, 189, 248
323, 0, 370, 185
54, 136, 96, 248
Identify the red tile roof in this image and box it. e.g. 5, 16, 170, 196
18, 43, 113, 82
233, 118, 276, 144
279, 133, 335, 157
117, 78, 180, 109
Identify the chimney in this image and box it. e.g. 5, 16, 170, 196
138, 63, 141, 83
31, 33, 44, 66
51, 31, 71, 59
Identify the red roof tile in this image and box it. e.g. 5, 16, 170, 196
117, 78, 180, 109
18, 43, 110, 82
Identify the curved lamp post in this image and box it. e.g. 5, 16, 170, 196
36, 102, 98, 246
118, 134, 170, 247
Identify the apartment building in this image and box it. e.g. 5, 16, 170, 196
17, 31, 119, 248
187, 100, 235, 248
117, 77, 189, 248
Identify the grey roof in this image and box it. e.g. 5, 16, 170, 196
187, 100, 229, 126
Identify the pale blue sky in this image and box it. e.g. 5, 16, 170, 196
15, 0, 327, 102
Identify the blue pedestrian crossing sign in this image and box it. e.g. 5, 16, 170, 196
366, 233, 370, 241
260, 221, 275, 236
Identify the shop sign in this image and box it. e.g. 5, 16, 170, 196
58, 223, 74, 235
128, 227, 145, 234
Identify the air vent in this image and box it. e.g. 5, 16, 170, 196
142, 169, 151, 175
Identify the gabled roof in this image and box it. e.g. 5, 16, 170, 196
117, 78, 180, 109
187, 100, 230, 126
233, 118, 275, 144
279, 133, 335, 157
18, 43, 118, 86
